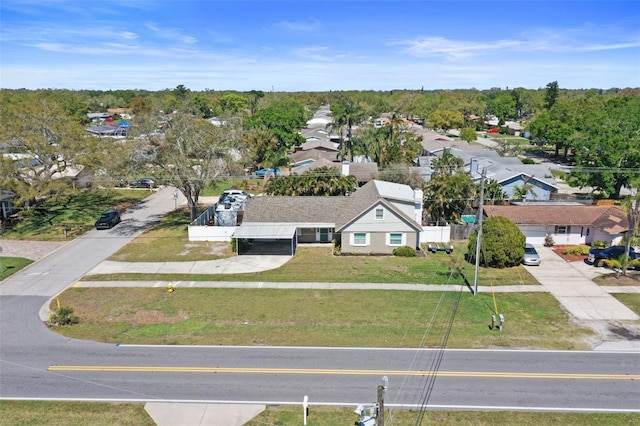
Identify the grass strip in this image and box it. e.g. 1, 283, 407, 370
248, 406, 640, 426
0, 257, 33, 280
0, 401, 154, 426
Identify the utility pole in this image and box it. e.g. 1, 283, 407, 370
474, 169, 486, 295
377, 376, 388, 426
623, 191, 638, 276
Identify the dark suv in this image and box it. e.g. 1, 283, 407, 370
586, 245, 636, 267
95, 210, 121, 230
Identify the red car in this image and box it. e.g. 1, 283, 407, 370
486, 128, 499, 133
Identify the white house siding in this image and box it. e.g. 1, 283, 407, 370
520, 225, 584, 245
591, 229, 625, 246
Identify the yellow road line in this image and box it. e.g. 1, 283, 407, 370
46, 366, 640, 380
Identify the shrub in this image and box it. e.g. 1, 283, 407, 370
544, 234, 554, 247
563, 245, 590, 256
520, 157, 536, 164
628, 259, 640, 270
467, 216, 525, 268
49, 307, 79, 326
591, 240, 607, 248
393, 246, 416, 257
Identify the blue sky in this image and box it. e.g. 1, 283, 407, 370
1, 1, 638, 91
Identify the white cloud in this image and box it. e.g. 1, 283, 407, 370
292, 46, 334, 62
273, 20, 320, 32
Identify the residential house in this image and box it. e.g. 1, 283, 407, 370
233, 180, 423, 255
483, 204, 629, 246
1, 189, 14, 222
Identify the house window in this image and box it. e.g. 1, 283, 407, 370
388, 233, 405, 246
352, 232, 369, 246
555, 225, 568, 235
375, 208, 384, 220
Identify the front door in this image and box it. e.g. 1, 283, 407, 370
319, 228, 329, 242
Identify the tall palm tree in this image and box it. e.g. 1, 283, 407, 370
328, 98, 366, 161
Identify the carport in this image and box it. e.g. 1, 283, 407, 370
233, 223, 297, 255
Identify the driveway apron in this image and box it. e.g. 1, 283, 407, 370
524, 246, 639, 321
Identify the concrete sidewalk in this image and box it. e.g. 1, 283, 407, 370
145, 402, 265, 426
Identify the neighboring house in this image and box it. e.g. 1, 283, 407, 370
483, 204, 630, 245
1, 189, 14, 221
290, 159, 378, 184
503, 121, 524, 136
233, 180, 424, 255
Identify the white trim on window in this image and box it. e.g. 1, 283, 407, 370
375, 208, 384, 220
351, 232, 369, 246
387, 232, 405, 246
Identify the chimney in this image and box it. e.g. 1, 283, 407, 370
341, 160, 350, 176
413, 188, 424, 225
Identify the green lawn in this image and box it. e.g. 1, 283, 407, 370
0, 401, 154, 426
0, 256, 33, 280
0, 188, 151, 240
2, 402, 637, 426
51, 287, 594, 349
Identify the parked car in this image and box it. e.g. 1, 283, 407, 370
95, 210, 121, 230
586, 245, 637, 267
486, 128, 499, 133
522, 243, 541, 266
129, 177, 156, 188
255, 168, 281, 176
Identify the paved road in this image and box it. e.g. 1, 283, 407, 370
1, 188, 639, 419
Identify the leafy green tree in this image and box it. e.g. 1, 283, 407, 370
427, 109, 464, 131
512, 183, 537, 200
482, 179, 507, 204
247, 90, 265, 115
527, 103, 577, 159
486, 91, 516, 122
173, 84, 190, 101
218, 93, 248, 114
423, 173, 475, 224
570, 96, 640, 198
328, 97, 366, 161
247, 98, 307, 150
157, 114, 237, 220
352, 119, 422, 167
544, 81, 559, 110
467, 216, 526, 268
460, 127, 477, 143
265, 166, 356, 196
431, 148, 463, 176
128, 96, 153, 116
0, 92, 98, 209
191, 95, 213, 118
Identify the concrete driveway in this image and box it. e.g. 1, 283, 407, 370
524, 245, 638, 321
86, 255, 292, 275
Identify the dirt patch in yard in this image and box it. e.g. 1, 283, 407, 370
595, 271, 640, 286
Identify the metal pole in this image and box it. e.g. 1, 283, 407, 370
474, 169, 485, 295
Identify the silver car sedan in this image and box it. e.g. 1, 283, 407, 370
523, 243, 541, 266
